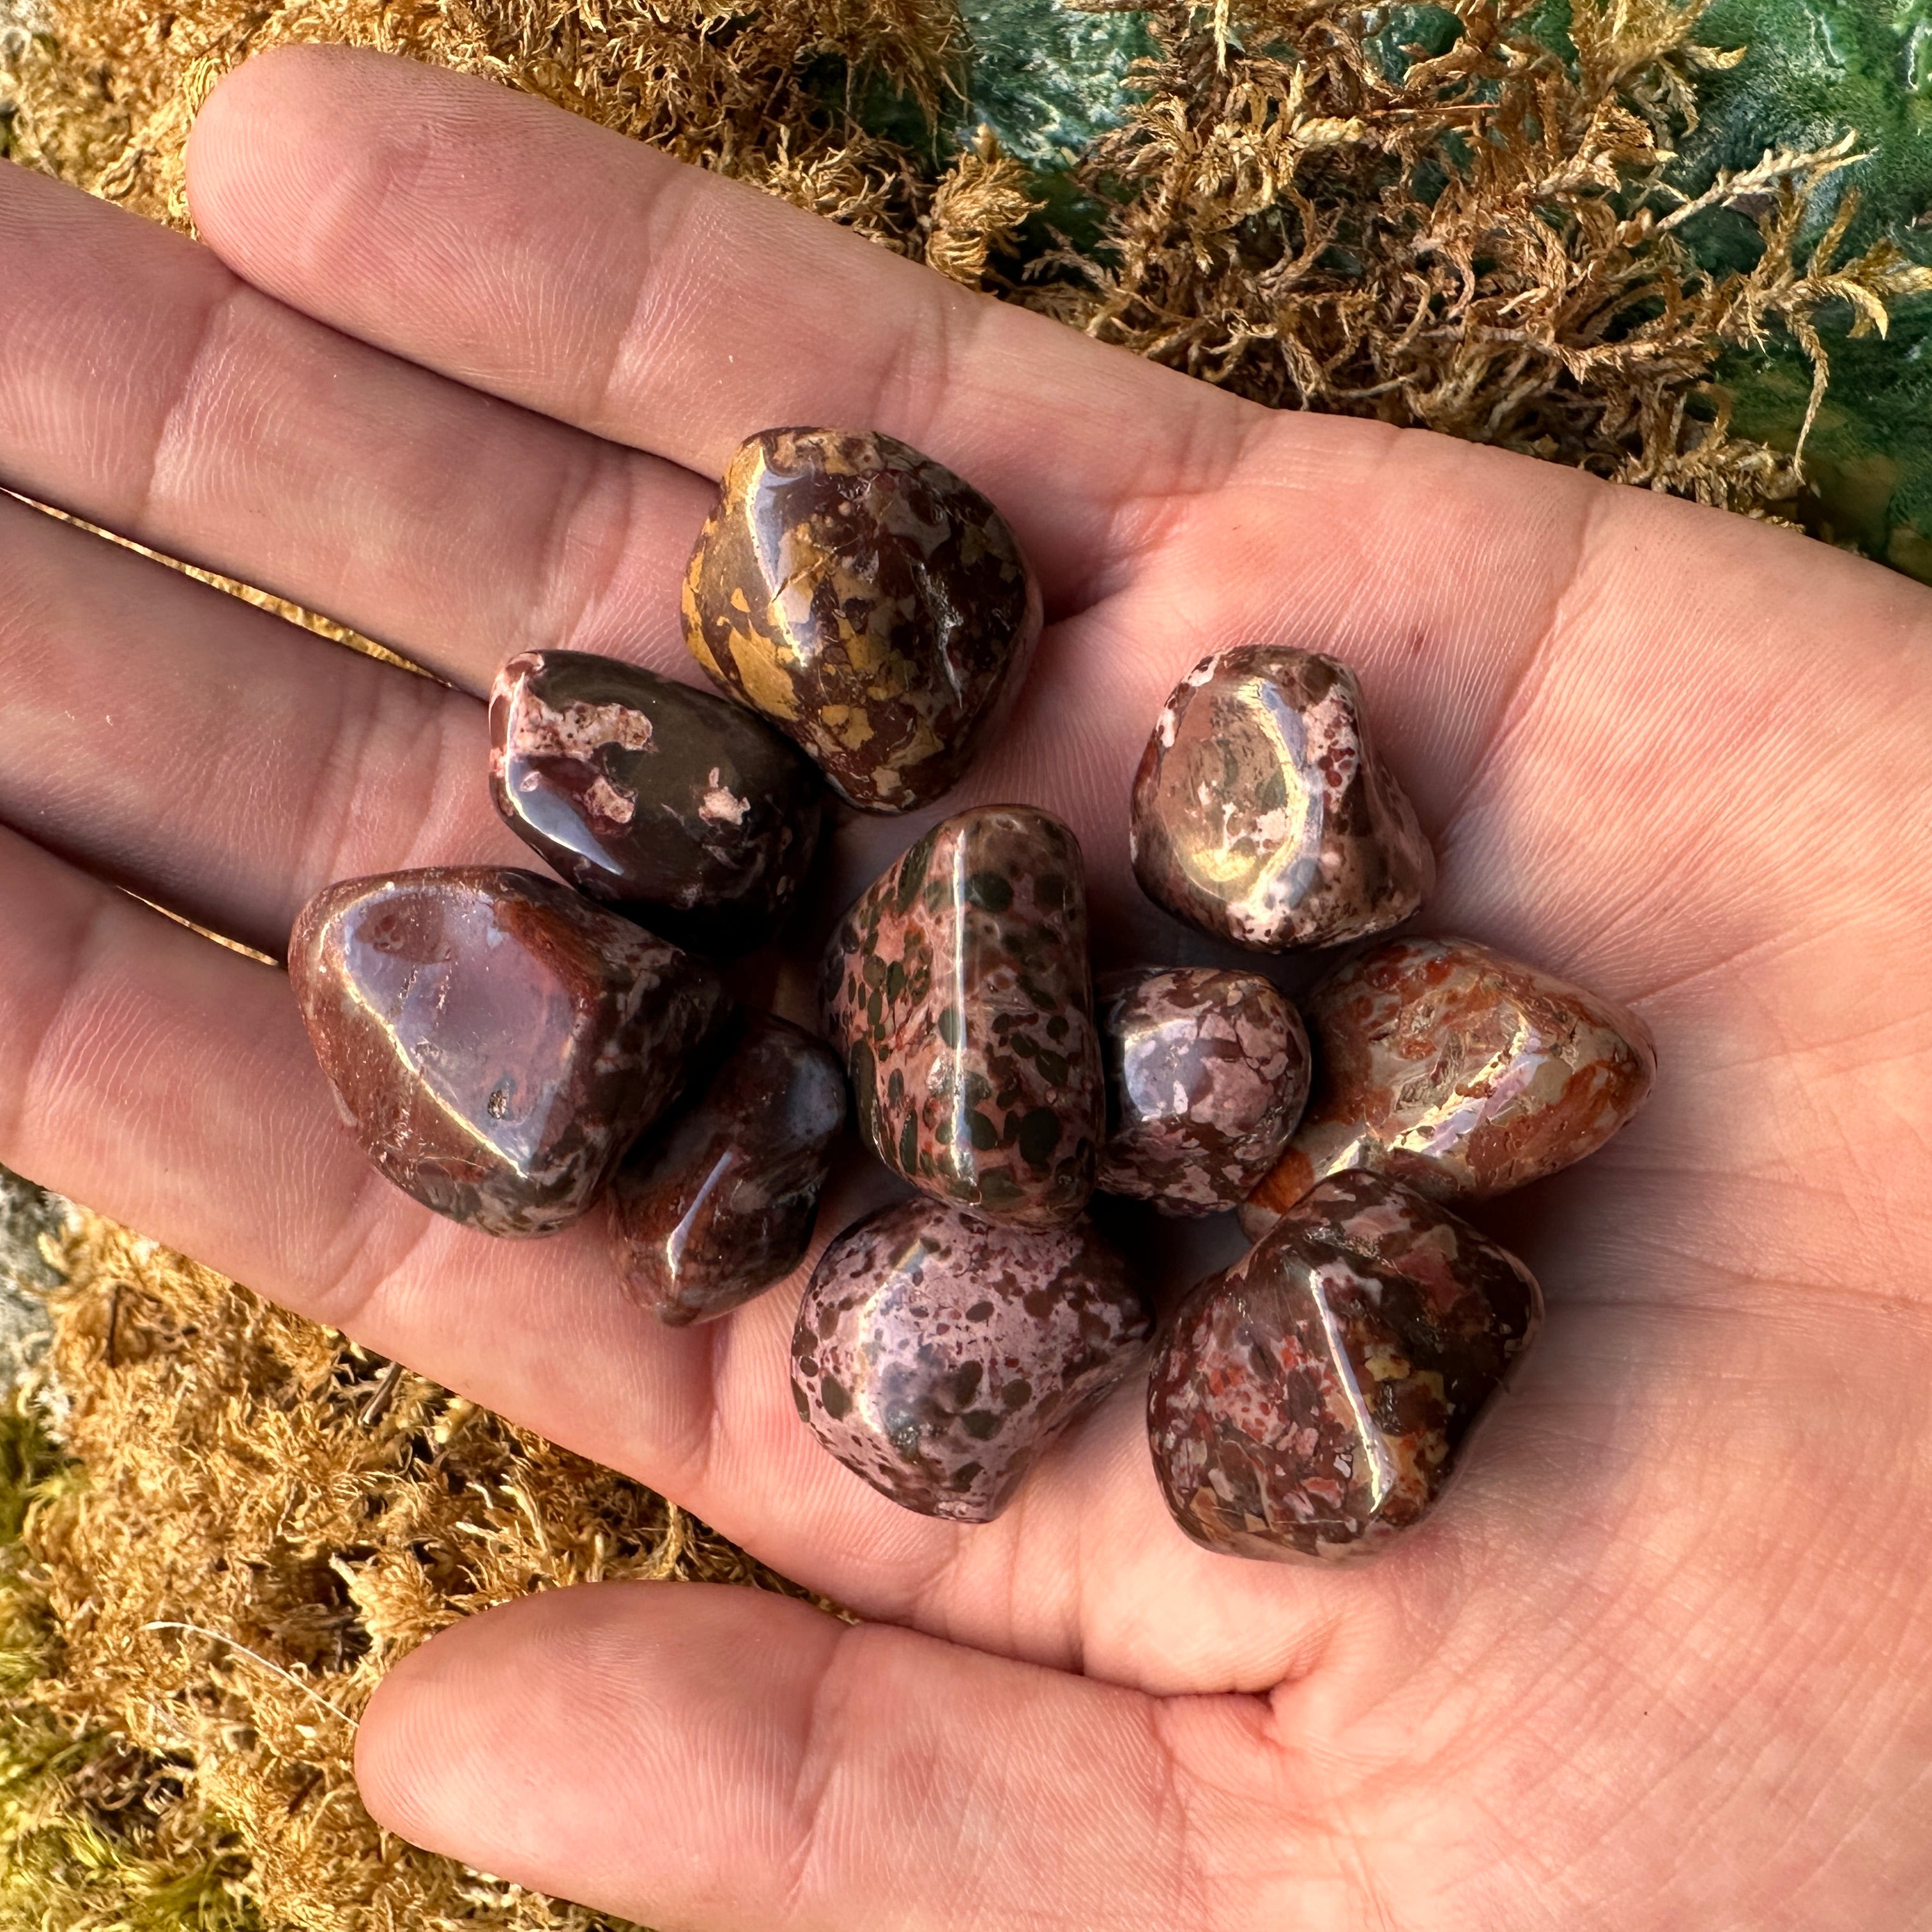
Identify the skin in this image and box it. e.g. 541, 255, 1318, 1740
0, 44, 1928, 1931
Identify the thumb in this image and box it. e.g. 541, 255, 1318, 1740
354, 1580, 1310, 1931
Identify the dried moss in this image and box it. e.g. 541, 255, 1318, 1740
0, 1209, 838, 1932
1030, 0, 1932, 512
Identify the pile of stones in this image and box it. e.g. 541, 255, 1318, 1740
292, 428, 1653, 1563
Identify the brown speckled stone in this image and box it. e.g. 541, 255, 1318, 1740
610, 1013, 848, 1326
1130, 646, 1433, 951
1242, 937, 1656, 1238
1149, 1170, 1541, 1562
489, 650, 825, 956
682, 428, 1041, 813
1096, 968, 1311, 1216
290, 868, 729, 1237
792, 1198, 1149, 1521
821, 806, 1101, 1228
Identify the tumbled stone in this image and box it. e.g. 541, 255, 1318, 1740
1130, 646, 1433, 951
290, 867, 728, 1237
682, 427, 1041, 813
821, 806, 1101, 1227
610, 1013, 848, 1326
1241, 937, 1656, 1238
792, 1198, 1148, 1521
489, 649, 825, 956
1096, 967, 1311, 1215
1149, 1170, 1541, 1561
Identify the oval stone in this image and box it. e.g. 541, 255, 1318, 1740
1149, 1170, 1542, 1562
792, 1199, 1149, 1521
681, 427, 1042, 813
1241, 936, 1657, 1238
290, 867, 729, 1238
820, 805, 1101, 1228
1096, 967, 1310, 1215
610, 1013, 848, 1326
1130, 646, 1433, 951
489, 649, 825, 956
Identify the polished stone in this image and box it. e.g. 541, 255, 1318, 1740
1096, 967, 1310, 1215
1242, 936, 1656, 1237
1130, 646, 1433, 951
792, 1198, 1148, 1521
610, 1013, 848, 1325
1149, 1170, 1541, 1561
820, 805, 1101, 1227
291, 867, 729, 1237
682, 427, 1041, 812
489, 649, 825, 956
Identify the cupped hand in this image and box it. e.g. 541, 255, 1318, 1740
2, 46, 1928, 1930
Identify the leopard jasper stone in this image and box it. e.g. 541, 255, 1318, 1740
610, 1012, 848, 1326
1130, 645, 1433, 951
792, 1198, 1149, 1521
1096, 967, 1311, 1215
821, 805, 1101, 1228
1149, 1170, 1542, 1562
1242, 936, 1657, 1237
290, 868, 728, 1238
489, 649, 824, 956
682, 428, 1041, 812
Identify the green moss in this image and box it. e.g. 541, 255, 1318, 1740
954, 0, 1149, 167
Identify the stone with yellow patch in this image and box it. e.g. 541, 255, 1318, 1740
683, 427, 1041, 811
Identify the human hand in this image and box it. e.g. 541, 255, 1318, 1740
2, 45, 1928, 1929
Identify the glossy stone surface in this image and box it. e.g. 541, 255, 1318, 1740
610, 1013, 848, 1326
682, 427, 1042, 813
1242, 937, 1657, 1238
489, 649, 825, 956
821, 806, 1101, 1227
792, 1198, 1148, 1521
1149, 1170, 1541, 1561
1130, 646, 1434, 951
1096, 967, 1311, 1215
291, 868, 728, 1237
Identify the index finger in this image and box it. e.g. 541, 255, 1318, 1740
183, 46, 1256, 610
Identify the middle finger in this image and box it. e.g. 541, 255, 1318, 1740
0, 491, 522, 956
0, 160, 709, 695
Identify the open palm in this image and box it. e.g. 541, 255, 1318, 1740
3, 45, 1928, 1930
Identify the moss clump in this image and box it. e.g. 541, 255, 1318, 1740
1034, 0, 1931, 515
0, 1212, 833, 1932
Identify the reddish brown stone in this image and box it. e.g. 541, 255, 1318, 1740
1149, 1170, 1541, 1562
290, 867, 728, 1237
610, 1013, 848, 1326
682, 428, 1041, 813
1243, 936, 1656, 1238
489, 649, 824, 956
792, 1198, 1148, 1521
820, 806, 1101, 1228
1130, 646, 1432, 951
1096, 967, 1310, 1215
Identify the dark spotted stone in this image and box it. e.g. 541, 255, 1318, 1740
610, 1013, 848, 1326
1130, 646, 1433, 951
1096, 967, 1310, 1215
820, 806, 1101, 1228
1242, 937, 1657, 1238
489, 649, 825, 956
1149, 1170, 1541, 1562
792, 1198, 1148, 1521
290, 867, 728, 1237
682, 428, 1041, 813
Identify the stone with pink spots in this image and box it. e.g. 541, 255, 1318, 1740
1130, 646, 1433, 951
792, 1199, 1148, 1521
